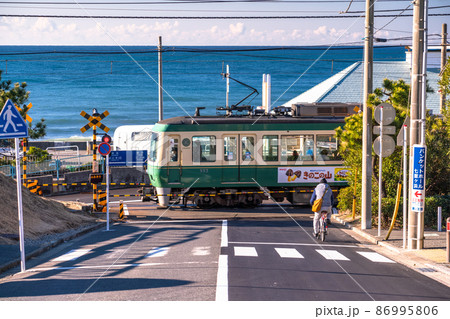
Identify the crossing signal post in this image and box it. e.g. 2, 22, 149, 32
80, 109, 109, 212
98, 133, 112, 231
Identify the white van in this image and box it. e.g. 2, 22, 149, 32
113, 125, 154, 151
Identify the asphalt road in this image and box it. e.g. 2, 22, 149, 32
1, 214, 449, 301
224, 219, 450, 301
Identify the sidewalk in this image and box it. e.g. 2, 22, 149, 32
332, 213, 450, 287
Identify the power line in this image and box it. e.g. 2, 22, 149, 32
1, 13, 449, 19
0, 0, 413, 4
0, 45, 408, 56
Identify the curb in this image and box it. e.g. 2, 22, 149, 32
0, 222, 104, 275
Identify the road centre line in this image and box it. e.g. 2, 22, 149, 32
216, 220, 229, 301
228, 241, 358, 248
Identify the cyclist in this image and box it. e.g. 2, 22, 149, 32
310, 178, 334, 238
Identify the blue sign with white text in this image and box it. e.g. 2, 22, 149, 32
412, 145, 426, 191
0, 99, 28, 139
109, 150, 147, 167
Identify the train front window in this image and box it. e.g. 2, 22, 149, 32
262, 135, 278, 161
316, 135, 341, 161
192, 136, 216, 163
149, 132, 158, 162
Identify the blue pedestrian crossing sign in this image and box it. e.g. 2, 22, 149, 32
0, 99, 28, 139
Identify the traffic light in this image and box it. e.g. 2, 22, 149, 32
102, 134, 112, 144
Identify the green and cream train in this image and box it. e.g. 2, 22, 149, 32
147, 103, 356, 207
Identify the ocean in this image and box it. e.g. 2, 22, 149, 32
0, 45, 405, 139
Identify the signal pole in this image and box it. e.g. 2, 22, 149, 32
441, 23, 447, 113
361, 0, 374, 230
408, 0, 425, 250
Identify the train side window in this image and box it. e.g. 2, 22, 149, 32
262, 135, 278, 161
281, 135, 314, 161
241, 136, 255, 161
224, 136, 237, 161
149, 132, 158, 162
316, 134, 341, 161
192, 136, 216, 163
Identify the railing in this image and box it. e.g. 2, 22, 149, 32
1, 154, 100, 179
0, 164, 14, 177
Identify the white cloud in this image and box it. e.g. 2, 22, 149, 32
0, 17, 365, 46
229, 23, 245, 36
313, 26, 328, 36
32, 18, 55, 32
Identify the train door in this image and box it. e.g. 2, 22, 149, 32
222, 135, 238, 182
239, 135, 256, 182
167, 136, 181, 184
222, 134, 256, 183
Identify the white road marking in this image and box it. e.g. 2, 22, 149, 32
28, 261, 216, 272
229, 241, 358, 248
316, 249, 350, 261
123, 204, 129, 216
145, 247, 169, 257
275, 248, 304, 259
234, 246, 258, 257
221, 220, 228, 247
192, 246, 211, 256
52, 249, 91, 262
357, 251, 395, 263
216, 255, 228, 301
216, 220, 229, 301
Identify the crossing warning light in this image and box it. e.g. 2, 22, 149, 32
102, 134, 112, 144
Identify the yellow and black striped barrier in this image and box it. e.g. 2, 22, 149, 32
151, 189, 338, 197
98, 190, 107, 212
38, 182, 152, 187
118, 200, 125, 220
26, 180, 43, 196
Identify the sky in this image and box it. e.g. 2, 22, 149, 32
0, 0, 448, 47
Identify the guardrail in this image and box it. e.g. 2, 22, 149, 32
1, 155, 96, 179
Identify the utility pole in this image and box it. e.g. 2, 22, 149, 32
361, 0, 374, 230
441, 23, 447, 113
158, 36, 163, 122
408, 0, 425, 250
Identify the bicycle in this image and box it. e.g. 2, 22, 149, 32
317, 211, 328, 242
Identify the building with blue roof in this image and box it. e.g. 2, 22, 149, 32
282, 47, 447, 115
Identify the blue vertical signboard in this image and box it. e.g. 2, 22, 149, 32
411, 144, 426, 212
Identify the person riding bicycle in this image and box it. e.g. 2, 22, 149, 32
310, 178, 334, 238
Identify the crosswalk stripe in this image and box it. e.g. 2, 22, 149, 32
275, 248, 304, 259
316, 249, 350, 261
357, 251, 395, 263
52, 249, 91, 262
146, 247, 169, 257
192, 246, 211, 256
234, 246, 258, 257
